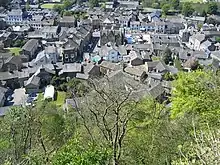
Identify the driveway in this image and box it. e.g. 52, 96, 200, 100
12, 88, 28, 106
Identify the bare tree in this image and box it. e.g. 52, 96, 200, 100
71, 77, 139, 165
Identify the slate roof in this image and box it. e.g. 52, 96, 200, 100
5, 56, 22, 65
76, 73, 89, 80
147, 83, 164, 99
25, 75, 40, 87
155, 61, 168, 72
190, 34, 205, 42
146, 61, 160, 68
45, 46, 57, 54
124, 65, 146, 77
59, 63, 82, 75
22, 39, 38, 52
42, 26, 58, 34
100, 61, 120, 70
59, 16, 75, 23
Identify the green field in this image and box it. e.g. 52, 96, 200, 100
41, 3, 63, 9
6, 47, 21, 56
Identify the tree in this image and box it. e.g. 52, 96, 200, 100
171, 0, 180, 10
66, 78, 90, 97
89, 0, 99, 8
70, 77, 140, 165
52, 137, 111, 165
53, 4, 64, 13
207, 2, 218, 15
162, 47, 173, 65
121, 98, 194, 165
63, 11, 73, 16
0, 102, 71, 164
201, 9, 207, 17
182, 2, 194, 17
63, 0, 75, 9
171, 71, 220, 125
162, 4, 170, 16
173, 126, 220, 164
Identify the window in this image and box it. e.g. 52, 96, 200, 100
65, 54, 68, 58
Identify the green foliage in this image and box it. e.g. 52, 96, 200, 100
66, 78, 90, 97
173, 126, 220, 165
11, 39, 26, 47
207, 2, 218, 15
163, 72, 176, 81
63, 0, 75, 9
171, 71, 220, 125
53, 4, 64, 13
162, 4, 170, 16
122, 98, 193, 165
63, 11, 73, 16
152, 2, 160, 9
89, 0, 99, 8
162, 47, 173, 65
52, 138, 111, 165
174, 58, 183, 70
171, 0, 180, 10
216, 36, 220, 43
182, 2, 194, 17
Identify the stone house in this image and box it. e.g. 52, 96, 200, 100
99, 61, 120, 75
188, 34, 206, 50
0, 56, 23, 72
124, 65, 147, 81
25, 75, 41, 94
22, 39, 39, 61
59, 16, 77, 28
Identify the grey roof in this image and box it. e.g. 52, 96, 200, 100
59, 16, 75, 23
148, 72, 162, 80
42, 26, 58, 34
34, 65, 55, 76
124, 65, 146, 77
211, 51, 220, 61
151, 34, 179, 45
146, 61, 160, 68
63, 39, 79, 50
117, 45, 127, 56
59, 63, 82, 75
0, 86, 7, 104
99, 44, 115, 57
147, 83, 164, 99
25, 75, 40, 87
162, 80, 172, 89
100, 61, 120, 70
45, 46, 57, 54
5, 56, 22, 65
76, 73, 89, 80
22, 39, 38, 52
8, 9, 22, 16
155, 61, 168, 72
133, 44, 153, 51
190, 34, 205, 42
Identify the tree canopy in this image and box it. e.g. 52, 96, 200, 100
182, 2, 194, 17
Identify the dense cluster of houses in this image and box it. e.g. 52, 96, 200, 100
1, 0, 220, 116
